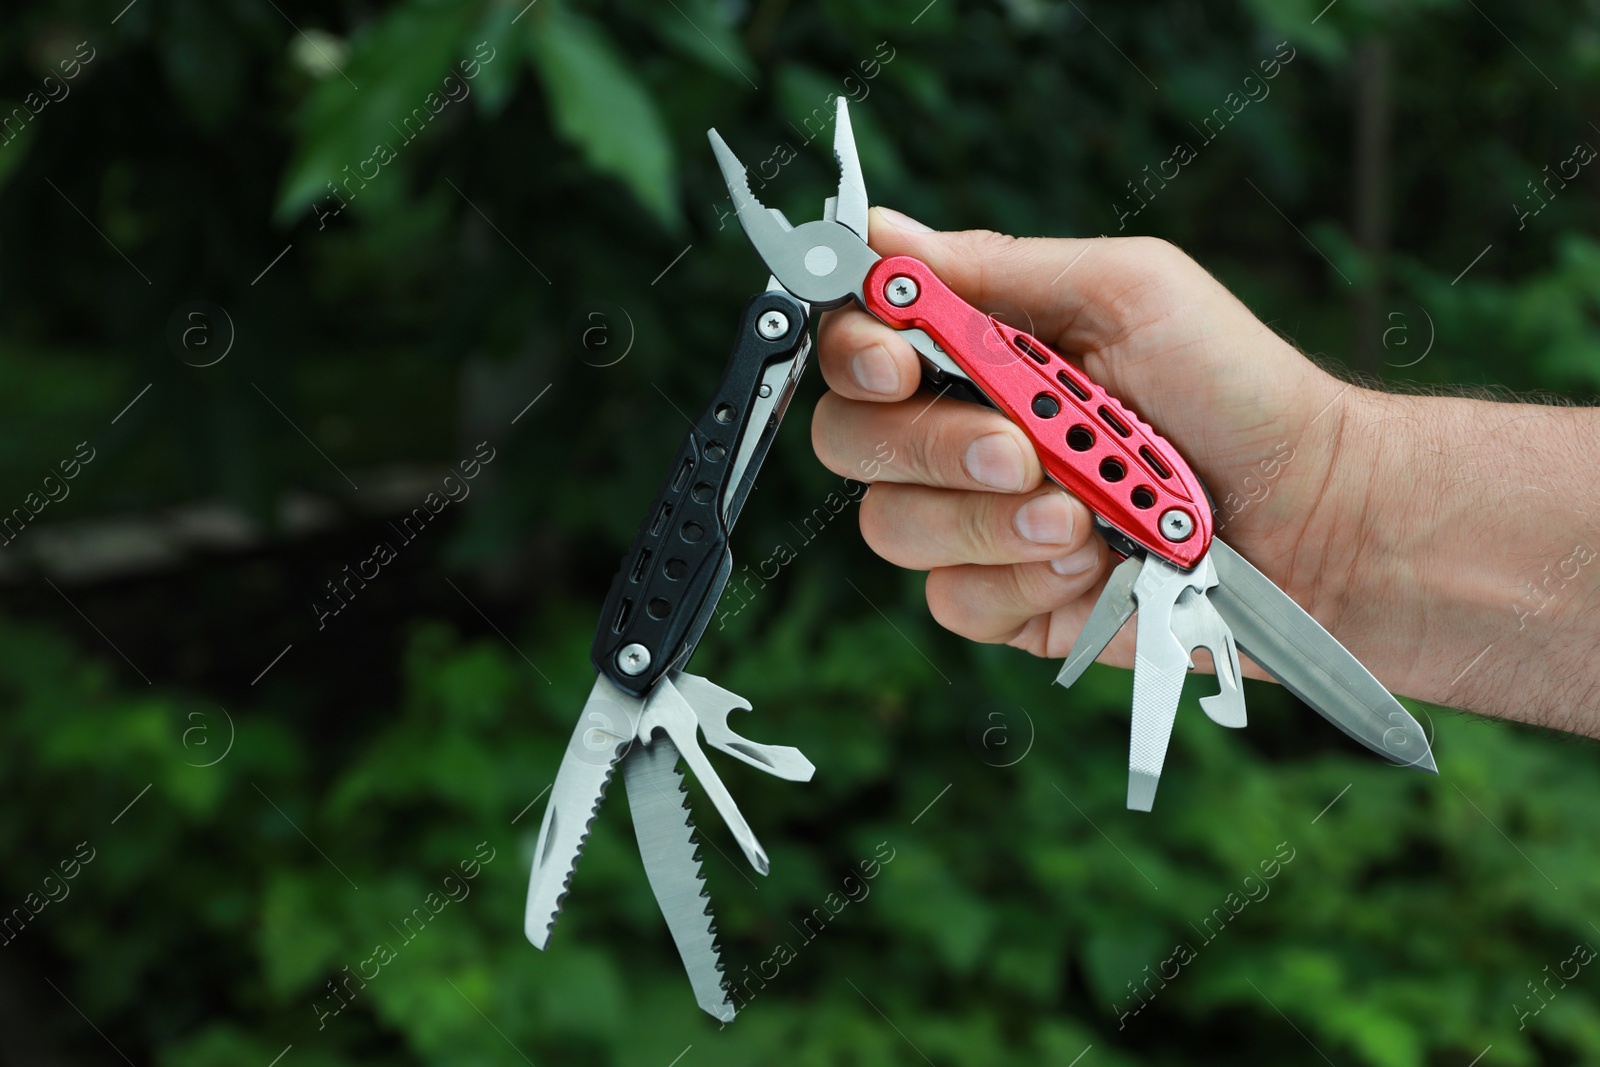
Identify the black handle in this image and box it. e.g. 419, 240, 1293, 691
592, 291, 808, 696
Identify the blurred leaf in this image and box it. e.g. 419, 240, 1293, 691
646, 0, 757, 85
274, 0, 478, 224
524, 6, 682, 231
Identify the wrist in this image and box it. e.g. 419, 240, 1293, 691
1282, 383, 1442, 700
1318, 388, 1600, 731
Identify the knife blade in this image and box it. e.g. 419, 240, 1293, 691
623, 739, 737, 1022
1208, 537, 1437, 772
524, 674, 644, 949
1056, 553, 1143, 690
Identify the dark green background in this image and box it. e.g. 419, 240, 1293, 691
0, 0, 1595, 1063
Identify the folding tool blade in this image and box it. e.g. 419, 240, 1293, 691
1127, 554, 1223, 811
1208, 537, 1437, 772
623, 740, 737, 1022
1056, 553, 1143, 690
1057, 549, 1243, 810
1170, 585, 1246, 729
525, 674, 644, 948
637, 674, 771, 875
674, 672, 816, 782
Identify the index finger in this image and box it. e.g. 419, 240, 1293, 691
816, 304, 925, 402
867, 207, 1128, 352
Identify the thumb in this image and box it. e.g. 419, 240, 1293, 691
867, 206, 1140, 350
870, 206, 936, 236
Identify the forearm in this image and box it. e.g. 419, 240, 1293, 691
1331, 387, 1600, 734
808, 223, 1600, 738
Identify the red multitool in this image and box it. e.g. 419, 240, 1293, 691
709, 99, 1436, 810
860, 256, 1211, 568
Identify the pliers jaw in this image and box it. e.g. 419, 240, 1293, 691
709, 100, 880, 310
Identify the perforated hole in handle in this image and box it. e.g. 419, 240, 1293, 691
1098, 406, 1131, 438
1056, 370, 1090, 401
1139, 446, 1171, 480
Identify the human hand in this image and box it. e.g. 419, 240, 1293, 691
811, 207, 1412, 692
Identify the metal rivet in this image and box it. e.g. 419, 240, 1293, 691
885, 275, 919, 307
757, 310, 789, 340
803, 245, 838, 276
617, 643, 651, 675
1159, 509, 1194, 542
758, 383, 772, 398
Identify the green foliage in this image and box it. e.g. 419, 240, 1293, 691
524, 3, 682, 230
275, 0, 482, 224
1, 0, 1599, 1065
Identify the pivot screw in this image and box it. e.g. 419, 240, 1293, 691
617, 643, 652, 676
1159, 509, 1194, 543
757, 310, 789, 340
885, 275, 919, 307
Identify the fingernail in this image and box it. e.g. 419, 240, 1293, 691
1050, 545, 1099, 577
1014, 493, 1076, 545
964, 433, 1028, 492
851, 347, 900, 395
874, 206, 933, 234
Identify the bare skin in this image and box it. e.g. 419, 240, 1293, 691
811, 207, 1600, 737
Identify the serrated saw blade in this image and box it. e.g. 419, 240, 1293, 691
524, 674, 644, 949
624, 739, 736, 1022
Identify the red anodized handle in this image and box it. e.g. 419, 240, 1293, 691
862, 254, 1212, 569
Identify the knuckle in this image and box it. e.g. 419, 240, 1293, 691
957, 493, 1002, 559
994, 563, 1035, 615
963, 230, 1018, 297
923, 569, 974, 638
1095, 237, 1195, 334
1130, 235, 1182, 262
809, 394, 852, 476
1019, 560, 1065, 610
826, 307, 885, 353
847, 311, 888, 348
901, 421, 944, 486
961, 228, 1020, 256
821, 309, 860, 352
856, 487, 894, 557
815, 311, 846, 353
1124, 236, 1198, 282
